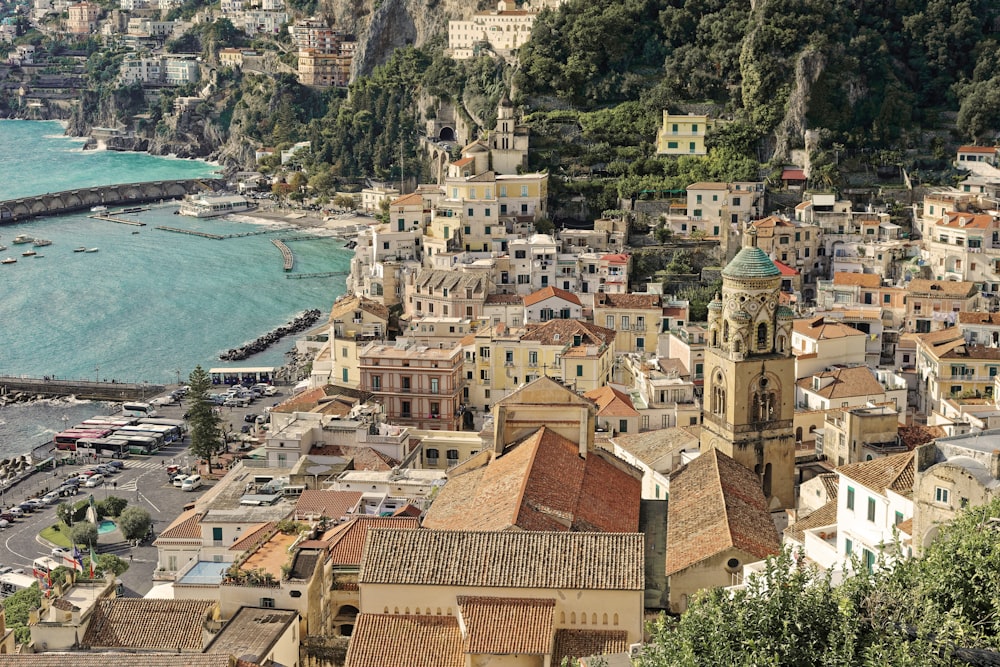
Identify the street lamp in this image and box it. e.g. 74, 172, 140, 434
175, 369, 182, 386
94, 365, 100, 384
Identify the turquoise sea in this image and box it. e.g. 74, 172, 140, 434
0, 120, 352, 454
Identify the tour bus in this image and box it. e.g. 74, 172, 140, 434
79, 418, 136, 429
0, 572, 36, 598
137, 418, 185, 439
76, 437, 132, 459
115, 424, 176, 443
112, 428, 165, 450
122, 402, 157, 418
54, 429, 112, 451
106, 432, 159, 455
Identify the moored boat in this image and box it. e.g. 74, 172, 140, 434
21, 249, 36, 257
91, 205, 108, 213
12, 234, 33, 244
85, 248, 99, 253
1, 257, 16, 264
73, 247, 87, 252
33, 239, 52, 247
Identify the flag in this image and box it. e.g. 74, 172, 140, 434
89, 545, 96, 578
72, 546, 85, 572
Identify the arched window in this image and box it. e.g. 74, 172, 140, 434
796, 427, 803, 442
757, 323, 768, 349
712, 328, 719, 347
723, 320, 730, 343
734, 339, 741, 353
777, 334, 786, 353
712, 370, 726, 417
763, 462, 773, 497
752, 378, 776, 422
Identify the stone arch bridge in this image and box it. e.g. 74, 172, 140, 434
0, 178, 227, 224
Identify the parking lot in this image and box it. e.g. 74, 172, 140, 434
0, 383, 282, 597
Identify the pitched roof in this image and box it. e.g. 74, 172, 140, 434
610, 428, 699, 469
593, 293, 660, 309
687, 182, 729, 190
457, 596, 555, 655
837, 451, 914, 497
797, 366, 886, 399
484, 293, 523, 305
390, 192, 425, 207
523, 286, 582, 307
552, 629, 629, 667
781, 168, 806, 180
0, 658, 233, 667
294, 490, 362, 520
520, 320, 616, 347
906, 279, 977, 298
359, 529, 644, 590
422, 427, 641, 533
327, 516, 420, 566
330, 295, 390, 322
346, 614, 464, 667
792, 317, 866, 341
958, 311, 1000, 325
81, 599, 217, 650
155, 508, 202, 542
229, 522, 276, 551
583, 386, 639, 417
958, 145, 997, 154
935, 212, 995, 230
784, 500, 838, 544
666, 449, 781, 576
832, 272, 882, 288
772, 259, 799, 276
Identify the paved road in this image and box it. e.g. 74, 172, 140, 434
0, 385, 279, 596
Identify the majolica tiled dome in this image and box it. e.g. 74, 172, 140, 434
722, 246, 782, 279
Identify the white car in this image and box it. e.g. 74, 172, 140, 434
51, 547, 69, 559
84, 474, 105, 488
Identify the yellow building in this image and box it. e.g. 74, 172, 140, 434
656, 112, 720, 156
703, 231, 797, 510
914, 326, 1000, 413
466, 320, 616, 411
593, 292, 661, 354
314, 295, 390, 389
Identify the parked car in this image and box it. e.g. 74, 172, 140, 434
172, 474, 187, 487
0, 513, 18, 522
41, 492, 60, 505
51, 547, 69, 559
223, 397, 249, 408
106, 460, 125, 470
244, 413, 258, 423
84, 474, 105, 488
78, 469, 97, 477
5, 508, 24, 518
23, 498, 44, 509
16, 503, 35, 513
96, 464, 115, 475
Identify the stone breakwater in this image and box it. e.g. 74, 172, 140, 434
219, 309, 323, 361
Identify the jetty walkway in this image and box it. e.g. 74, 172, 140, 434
0, 376, 165, 401
272, 239, 294, 271
92, 214, 146, 226
0, 179, 225, 224
286, 271, 349, 280
155, 226, 282, 240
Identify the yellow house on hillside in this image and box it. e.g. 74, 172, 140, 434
656, 112, 721, 156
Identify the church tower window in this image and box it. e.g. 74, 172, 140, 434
757, 323, 768, 350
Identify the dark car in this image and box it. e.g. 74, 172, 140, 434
0, 513, 17, 522
17, 503, 35, 513
106, 460, 125, 470
244, 413, 258, 423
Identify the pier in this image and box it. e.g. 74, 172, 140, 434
91, 214, 146, 226
286, 271, 349, 280
0, 178, 226, 224
0, 376, 165, 401
155, 226, 224, 239
272, 239, 294, 271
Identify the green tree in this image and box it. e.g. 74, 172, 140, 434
187, 365, 224, 470
56, 501, 74, 527
3, 584, 41, 643
98, 495, 128, 518
118, 506, 153, 541
93, 553, 129, 577
70, 522, 99, 548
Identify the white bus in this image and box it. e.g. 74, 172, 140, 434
122, 402, 157, 418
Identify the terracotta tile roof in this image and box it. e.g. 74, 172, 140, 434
452, 157, 475, 168
838, 451, 914, 497
819, 473, 839, 498
523, 286, 582, 307
906, 279, 977, 297
330, 294, 390, 322
457, 596, 555, 654
687, 182, 730, 190
359, 529, 644, 590
772, 259, 799, 275
896, 517, 913, 536
346, 614, 463, 667
792, 316, 866, 340
940, 343, 1000, 361
958, 145, 997, 154
229, 522, 275, 551
520, 320, 616, 347
958, 311, 1000, 325
552, 629, 629, 667
295, 490, 362, 520
782, 168, 806, 180
784, 500, 837, 544
81, 599, 217, 650
155, 508, 202, 542
935, 212, 995, 230
484, 293, 523, 305
656, 357, 689, 376
583, 386, 639, 417
796, 366, 887, 399
898, 425, 947, 449
913, 326, 965, 348
663, 306, 687, 318
390, 192, 425, 207
308, 445, 400, 471
0, 658, 233, 667
593, 293, 660, 309
666, 449, 781, 576
422, 427, 641, 533
750, 214, 794, 230
327, 516, 420, 566
832, 272, 882, 288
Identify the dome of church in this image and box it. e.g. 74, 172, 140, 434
708, 298, 723, 311
722, 246, 781, 279
777, 305, 795, 319
731, 309, 752, 323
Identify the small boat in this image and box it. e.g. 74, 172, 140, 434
91, 205, 107, 213
0, 245, 6, 251
21, 250, 36, 257
84, 248, 99, 253
34, 254, 44, 258
33, 239, 52, 247
12, 234, 33, 244
73, 247, 87, 252
131, 231, 140, 234
1, 257, 16, 264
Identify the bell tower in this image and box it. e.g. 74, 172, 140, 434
701, 229, 796, 510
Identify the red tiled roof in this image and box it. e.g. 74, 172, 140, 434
520, 320, 616, 348
784, 500, 837, 543
583, 386, 639, 417
552, 629, 629, 667
935, 212, 995, 230
452, 157, 474, 168
958, 311, 1000, 325
390, 192, 424, 207
601, 253, 629, 264
958, 145, 997, 154
229, 522, 275, 551
772, 260, 799, 275
295, 490, 362, 520
422, 426, 641, 533
81, 599, 217, 650
906, 279, 978, 297
838, 451, 914, 497
593, 293, 660, 309
523, 286, 582, 307
457, 596, 555, 655
797, 366, 886, 399
155, 508, 202, 542
666, 449, 781, 576
792, 316, 866, 340
346, 614, 463, 667
832, 272, 881, 288
782, 168, 806, 180
327, 516, 420, 565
